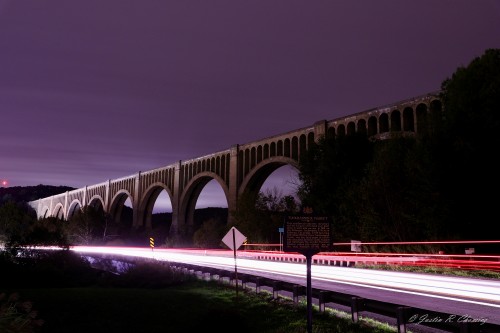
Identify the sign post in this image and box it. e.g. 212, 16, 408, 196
278, 227, 284, 252
222, 227, 247, 298
283, 212, 332, 333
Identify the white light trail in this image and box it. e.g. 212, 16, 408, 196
70, 246, 500, 309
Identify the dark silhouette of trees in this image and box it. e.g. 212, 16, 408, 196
438, 48, 500, 240
66, 206, 109, 245
0, 201, 38, 248
297, 48, 500, 245
193, 218, 227, 248
297, 132, 374, 241
0, 185, 74, 205
0, 201, 70, 249
231, 188, 300, 246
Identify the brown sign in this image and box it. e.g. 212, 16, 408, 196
283, 215, 332, 254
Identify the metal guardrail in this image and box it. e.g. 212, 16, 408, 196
81, 253, 500, 333
169, 262, 500, 333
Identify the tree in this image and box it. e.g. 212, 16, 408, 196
25, 217, 70, 248
295, 49, 500, 245
0, 201, 37, 248
193, 218, 226, 248
0, 292, 44, 333
231, 188, 299, 246
297, 132, 373, 240
66, 206, 107, 245
438, 48, 500, 239
356, 137, 447, 242
0, 201, 70, 249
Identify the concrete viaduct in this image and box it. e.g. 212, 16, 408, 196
29, 92, 442, 238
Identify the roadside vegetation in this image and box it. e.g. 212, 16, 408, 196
355, 263, 500, 280
1, 249, 398, 333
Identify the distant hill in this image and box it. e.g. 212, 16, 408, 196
0, 185, 75, 205
152, 207, 228, 228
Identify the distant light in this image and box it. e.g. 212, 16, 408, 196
1, 180, 7, 186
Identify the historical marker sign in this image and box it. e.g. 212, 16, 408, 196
283, 215, 332, 255
283, 211, 332, 333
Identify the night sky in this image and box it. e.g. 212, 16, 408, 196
1, 1, 499, 208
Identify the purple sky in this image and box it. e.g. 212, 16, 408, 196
1, 1, 499, 208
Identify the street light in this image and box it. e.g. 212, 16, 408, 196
1, 180, 7, 187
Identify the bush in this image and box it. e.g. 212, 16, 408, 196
0, 292, 44, 333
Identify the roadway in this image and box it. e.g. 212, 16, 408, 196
71, 246, 500, 328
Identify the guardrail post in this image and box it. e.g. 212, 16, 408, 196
397, 306, 411, 333
351, 297, 365, 323
255, 277, 263, 293
230, 271, 238, 287
318, 291, 330, 312
240, 274, 249, 289
292, 285, 304, 304
272, 281, 282, 299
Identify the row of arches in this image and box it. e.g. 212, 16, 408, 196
31, 92, 441, 243
327, 99, 442, 137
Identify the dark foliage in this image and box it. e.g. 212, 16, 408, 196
0, 185, 75, 205
297, 48, 500, 244
0, 250, 100, 288
438, 48, 500, 239
0, 249, 193, 289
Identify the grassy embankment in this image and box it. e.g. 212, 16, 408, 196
0, 250, 399, 333
2, 249, 499, 333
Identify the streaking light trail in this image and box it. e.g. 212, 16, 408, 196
70, 246, 500, 309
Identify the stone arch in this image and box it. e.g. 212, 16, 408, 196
109, 190, 133, 225
41, 206, 50, 218
67, 199, 82, 220
327, 126, 335, 138
390, 109, 402, 132
337, 124, 346, 136
357, 119, 367, 135
430, 99, 442, 113
416, 103, 428, 133
139, 183, 174, 230
403, 107, 415, 132
347, 122, 356, 135
178, 172, 229, 237
368, 116, 378, 136
53, 203, 65, 220
379, 113, 389, 133
88, 195, 105, 211
238, 157, 299, 204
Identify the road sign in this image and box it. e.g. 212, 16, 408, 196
283, 215, 332, 255
222, 227, 247, 298
149, 237, 154, 249
222, 227, 246, 250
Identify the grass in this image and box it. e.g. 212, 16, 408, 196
0, 250, 398, 333
355, 263, 500, 279
10, 282, 396, 333
3, 249, 498, 333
